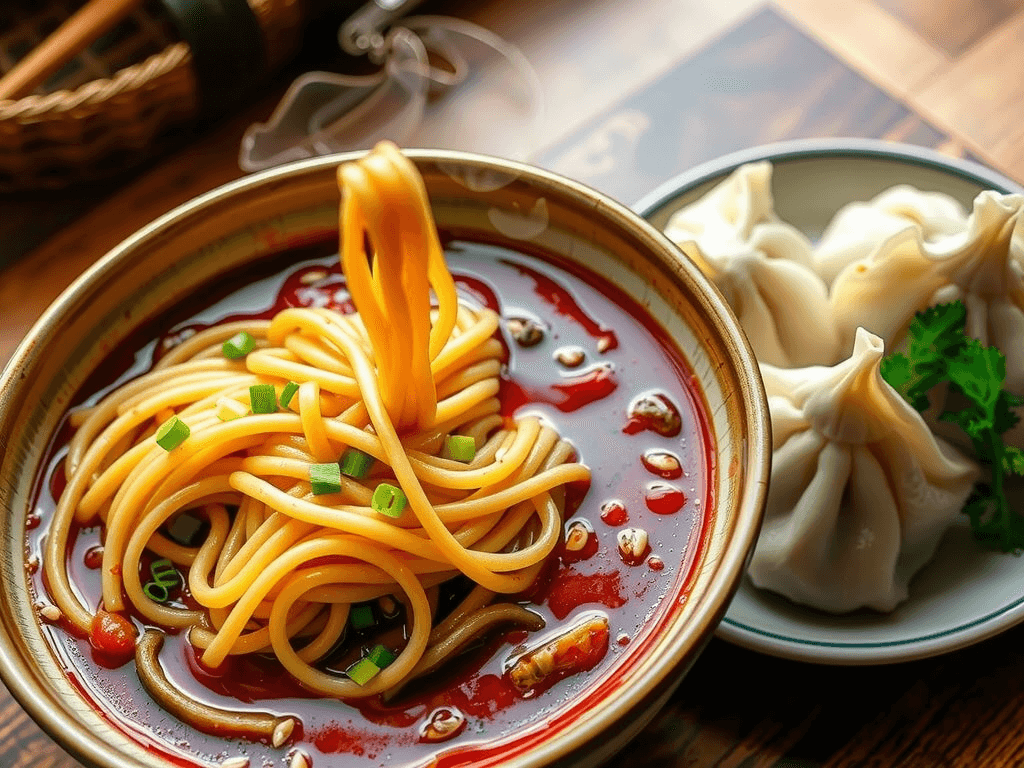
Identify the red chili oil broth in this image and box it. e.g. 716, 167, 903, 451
26, 236, 715, 768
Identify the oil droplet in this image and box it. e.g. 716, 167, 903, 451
600, 500, 628, 526
420, 707, 467, 743
616, 528, 650, 566
640, 450, 682, 479
84, 546, 104, 569
645, 483, 685, 515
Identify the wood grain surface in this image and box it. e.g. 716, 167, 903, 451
875, 0, 1022, 56
4, 2, 1024, 767
915, 7, 1024, 177
538, 7, 949, 206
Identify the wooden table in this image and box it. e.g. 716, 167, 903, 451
3, 1, 1024, 766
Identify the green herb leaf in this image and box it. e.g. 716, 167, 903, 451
907, 301, 967, 363
948, 339, 1003, 413
879, 351, 913, 391
880, 352, 929, 411
994, 390, 1022, 436
881, 299, 1024, 552
1003, 446, 1024, 476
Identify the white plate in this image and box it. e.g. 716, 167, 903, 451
636, 138, 1024, 664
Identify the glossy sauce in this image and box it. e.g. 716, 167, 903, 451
26, 238, 714, 768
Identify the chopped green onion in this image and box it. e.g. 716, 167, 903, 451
155, 416, 190, 451
346, 657, 380, 686
143, 558, 179, 604
143, 582, 170, 603
371, 483, 407, 518
340, 449, 374, 479
150, 559, 179, 585
367, 644, 396, 668
222, 331, 255, 359
249, 383, 277, 414
309, 463, 342, 495
280, 381, 300, 409
349, 604, 375, 630
215, 397, 248, 421
442, 435, 476, 462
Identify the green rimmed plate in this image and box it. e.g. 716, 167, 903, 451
637, 138, 1024, 665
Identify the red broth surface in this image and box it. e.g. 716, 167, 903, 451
27, 238, 714, 768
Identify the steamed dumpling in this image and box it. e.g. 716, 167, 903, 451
831, 191, 1024, 389
814, 185, 968, 283
749, 329, 978, 613
665, 162, 840, 368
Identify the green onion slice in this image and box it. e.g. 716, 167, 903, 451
371, 483, 407, 518
222, 331, 255, 359
349, 604, 375, 630
346, 657, 380, 686
340, 449, 374, 479
280, 381, 300, 409
143, 582, 170, 603
149, 558, 179, 585
249, 383, 277, 414
309, 463, 342, 495
155, 416, 190, 451
442, 434, 476, 462
367, 644, 396, 669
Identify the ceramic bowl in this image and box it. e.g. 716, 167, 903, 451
637, 138, 1024, 665
0, 150, 769, 767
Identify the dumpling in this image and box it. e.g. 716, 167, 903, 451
749, 328, 978, 613
814, 185, 968, 283
831, 191, 1024, 390
665, 162, 840, 368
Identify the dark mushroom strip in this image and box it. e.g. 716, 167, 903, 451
383, 604, 544, 701
136, 630, 298, 746
428, 585, 496, 645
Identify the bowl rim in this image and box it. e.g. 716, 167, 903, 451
634, 137, 1024, 219
0, 148, 770, 768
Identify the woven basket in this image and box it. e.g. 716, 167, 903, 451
0, 0, 307, 192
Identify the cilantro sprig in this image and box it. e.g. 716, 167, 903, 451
881, 301, 1024, 552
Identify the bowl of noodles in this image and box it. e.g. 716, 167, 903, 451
0, 145, 769, 768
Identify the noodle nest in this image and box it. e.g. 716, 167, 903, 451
43, 142, 589, 699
